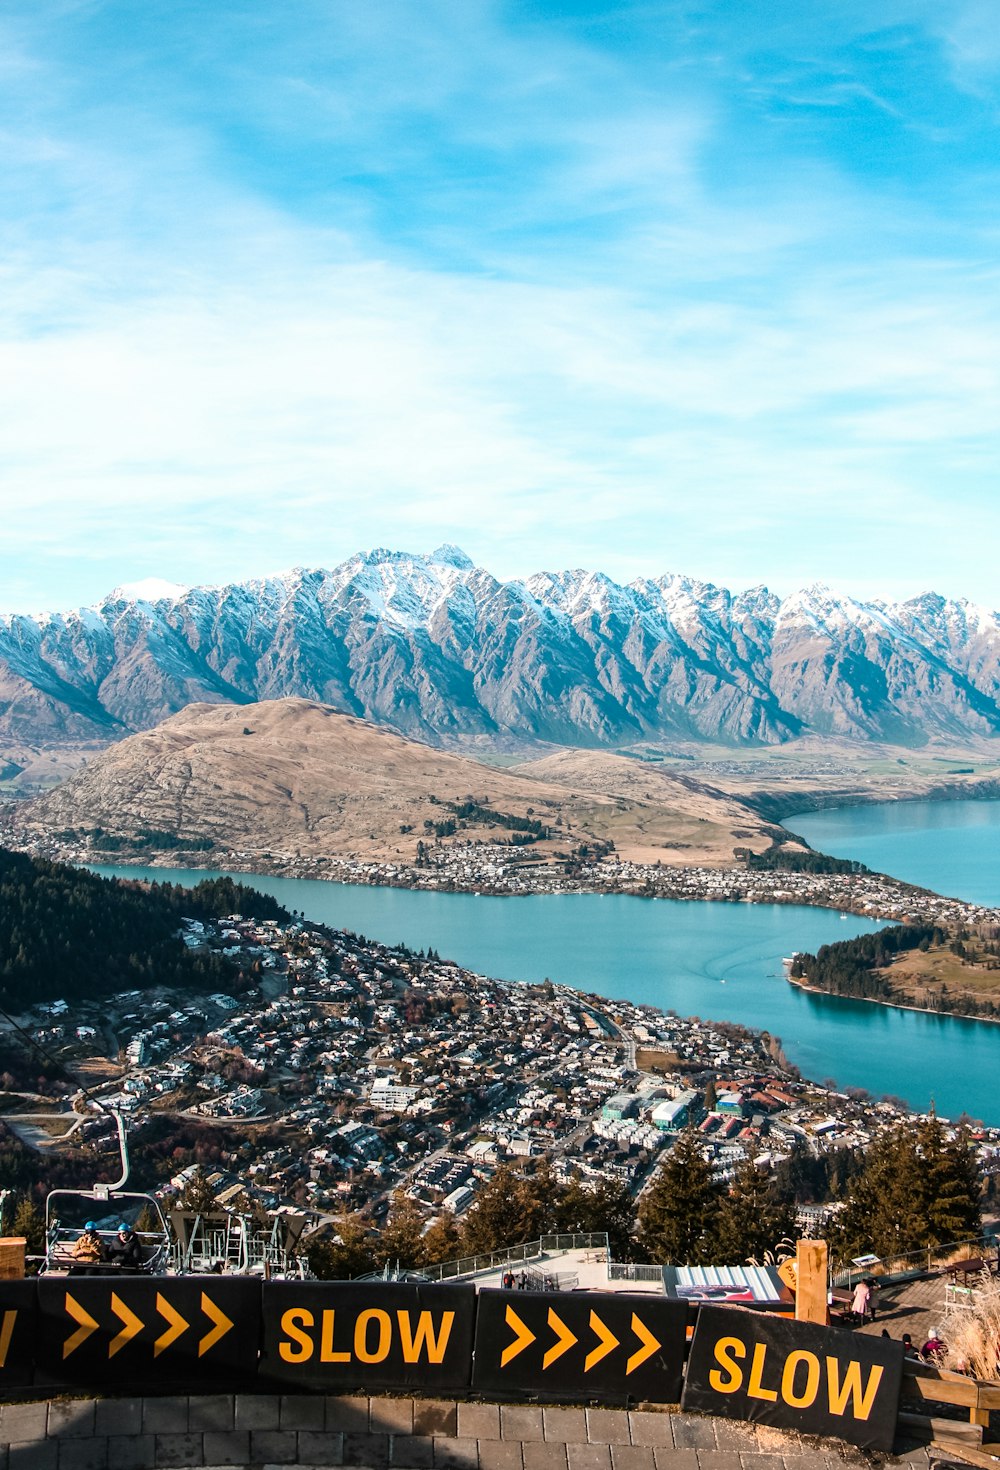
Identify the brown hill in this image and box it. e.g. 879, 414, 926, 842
14, 698, 775, 867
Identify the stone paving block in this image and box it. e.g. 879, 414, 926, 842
628, 1413, 675, 1449
297, 1429, 345, 1466
55, 1438, 109, 1470
326, 1396, 371, 1433
567, 1445, 612, 1470
478, 1440, 524, 1470
523, 1441, 569, 1470
374, 1400, 414, 1435
143, 1398, 191, 1435
49, 1401, 98, 1438
458, 1402, 501, 1441
711, 1425, 760, 1454
154, 1431, 204, 1467
1, 1400, 50, 1444
235, 1394, 282, 1430
670, 1419, 718, 1452
611, 1446, 656, 1470
652, 1448, 699, 1470
94, 1400, 143, 1438
107, 1436, 155, 1470
343, 1430, 390, 1467
282, 1394, 328, 1431
390, 1433, 434, 1467
413, 1402, 458, 1439
432, 1434, 479, 1469
586, 1410, 632, 1448
544, 1408, 588, 1444
501, 1406, 545, 1443
11, 1442, 58, 1470
739, 1455, 785, 1470
201, 1430, 251, 1466
188, 1396, 236, 1433
782, 1456, 843, 1470
697, 1452, 741, 1470
251, 1428, 299, 1463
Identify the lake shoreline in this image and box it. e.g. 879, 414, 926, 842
784, 972, 1000, 1030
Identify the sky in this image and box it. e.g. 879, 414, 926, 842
1, 0, 999, 612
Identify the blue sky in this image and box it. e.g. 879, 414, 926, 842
1, 0, 999, 610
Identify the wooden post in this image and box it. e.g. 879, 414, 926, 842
0, 1237, 26, 1279
794, 1238, 828, 1324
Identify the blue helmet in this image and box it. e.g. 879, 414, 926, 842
84, 1221, 96, 1230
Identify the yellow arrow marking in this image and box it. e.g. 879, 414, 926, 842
543, 1307, 577, 1369
155, 1294, 189, 1358
500, 1304, 535, 1368
584, 1310, 619, 1373
63, 1293, 99, 1360
108, 1293, 144, 1359
198, 1293, 234, 1358
626, 1313, 661, 1375
0, 1310, 17, 1369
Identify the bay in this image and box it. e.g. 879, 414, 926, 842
93, 863, 1000, 1123
787, 798, 1000, 907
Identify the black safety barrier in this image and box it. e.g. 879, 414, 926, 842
472, 1288, 688, 1404
0, 1281, 38, 1390
259, 1281, 476, 1392
682, 1304, 904, 1452
35, 1275, 261, 1390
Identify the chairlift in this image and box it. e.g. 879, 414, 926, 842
42, 1110, 170, 1275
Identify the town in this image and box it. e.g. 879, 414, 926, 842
7, 906, 999, 1241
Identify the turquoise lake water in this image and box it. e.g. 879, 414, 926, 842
95, 842, 1000, 1122
787, 798, 1000, 907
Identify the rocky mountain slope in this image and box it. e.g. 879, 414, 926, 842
3, 546, 1000, 753
12, 698, 775, 866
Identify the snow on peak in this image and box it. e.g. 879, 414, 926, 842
108, 577, 189, 604
429, 543, 474, 570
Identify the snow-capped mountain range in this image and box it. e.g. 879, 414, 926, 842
3, 544, 1000, 750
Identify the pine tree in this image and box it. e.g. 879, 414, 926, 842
703, 1077, 718, 1113
12, 1194, 44, 1260
555, 1174, 635, 1261
460, 1163, 554, 1255
917, 1117, 981, 1247
180, 1166, 218, 1214
637, 1128, 722, 1265
374, 1190, 427, 1270
713, 1155, 797, 1264
420, 1211, 462, 1264
308, 1214, 376, 1279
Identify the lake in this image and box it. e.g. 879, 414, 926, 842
94, 859, 1000, 1123
787, 797, 1000, 908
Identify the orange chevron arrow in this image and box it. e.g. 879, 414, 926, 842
198, 1293, 234, 1357
155, 1293, 189, 1358
584, 1310, 619, 1372
543, 1307, 577, 1369
626, 1313, 660, 1375
500, 1304, 535, 1368
108, 1293, 144, 1359
63, 1293, 99, 1359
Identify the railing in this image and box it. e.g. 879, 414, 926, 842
421, 1232, 608, 1282
608, 1262, 663, 1283
831, 1233, 998, 1290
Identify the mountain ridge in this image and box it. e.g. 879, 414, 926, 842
3, 546, 1000, 753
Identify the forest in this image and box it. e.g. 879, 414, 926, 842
791, 923, 947, 1001
0, 848, 290, 1009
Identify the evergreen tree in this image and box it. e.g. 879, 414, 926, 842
374, 1191, 427, 1270
703, 1077, 718, 1113
637, 1129, 722, 1265
713, 1155, 797, 1264
180, 1166, 218, 1214
307, 1215, 376, 1279
555, 1175, 635, 1261
420, 1211, 462, 1264
460, 1164, 548, 1255
12, 1194, 45, 1260
917, 1117, 981, 1247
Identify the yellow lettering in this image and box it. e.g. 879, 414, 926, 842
781, 1350, 820, 1409
355, 1308, 392, 1364
747, 1342, 778, 1403
397, 1309, 455, 1365
320, 1309, 351, 1363
0, 1311, 16, 1369
278, 1308, 314, 1364
708, 1336, 746, 1394
825, 1358, 884, 1421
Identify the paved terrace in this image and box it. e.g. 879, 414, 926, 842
0, 1393, 941, 1470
